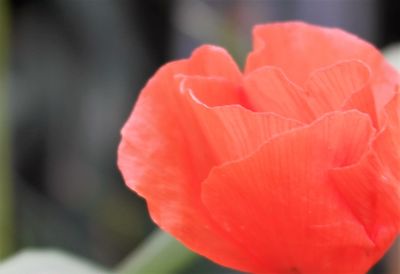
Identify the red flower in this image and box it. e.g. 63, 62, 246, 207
118, 22, 400, 273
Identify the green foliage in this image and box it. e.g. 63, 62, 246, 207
115, 230, 198, 274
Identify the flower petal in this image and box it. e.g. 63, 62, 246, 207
118, 47, 261, 271
243, 67, 314, 122
202, 111, 376, 273
181, 76, 304, 163
328, 153, 400, 250
342, 86, 379, 128
374, 93, 400, 180
187, 45, 242, 83
306, 60, 378, 126
178, 76, 244, 107
245, 21, 399, 109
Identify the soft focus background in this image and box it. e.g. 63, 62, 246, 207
1, 0, 400, 273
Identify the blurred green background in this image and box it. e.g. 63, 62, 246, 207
1, 0, 400, 273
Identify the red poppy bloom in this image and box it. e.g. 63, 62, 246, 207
118, 22, 400, 273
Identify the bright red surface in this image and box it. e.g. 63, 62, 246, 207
118, 22, 400, 273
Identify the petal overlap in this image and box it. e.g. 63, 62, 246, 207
306, 60, 378, 125
202, 111, 377, 273
181, 76, 304, 163
118, 22, 400, 274
118, 46, 263, 271
373, 93, 400, 180
328, 153, 400, 248
243, 67, 314, 122
245, 21, 399, 110
243, 60, 380, 126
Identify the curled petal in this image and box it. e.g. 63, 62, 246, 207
243, 67, 314, 122
342, 85, 379, 129
374, 93, 400, 180
328, 153, 400, 249
177, 76, 245, 107
245, 21, 399, 110
181, 76, 304, 163
305, 60, 378, 127
202, 111, 375, 273
187, 45, 242, 82
118, 47, 263, 271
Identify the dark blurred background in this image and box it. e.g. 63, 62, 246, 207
7, 0, 400, 273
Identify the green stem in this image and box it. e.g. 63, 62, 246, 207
0, 0, 14, 260
115, 230, 198, 274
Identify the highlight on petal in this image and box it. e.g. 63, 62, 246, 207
202, 111, 376, 273
305, 60, 378, 127
181, 75, 304, 163
118, 47, 264, 272
245, 21, 399, 109
177, 76, 244, 107
243, 67, 314, 122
